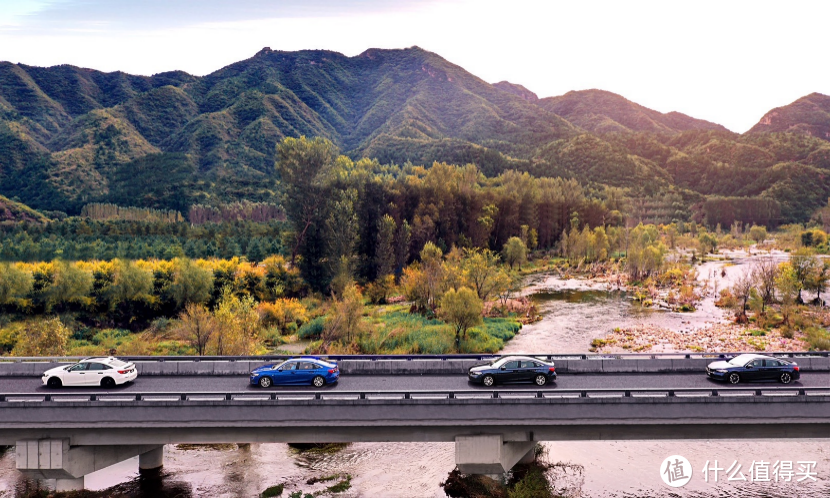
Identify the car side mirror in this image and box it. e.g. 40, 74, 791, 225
500, 366, 506, 370
746, 365, 753, 369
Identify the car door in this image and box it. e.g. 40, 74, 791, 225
498, 360, 521, 383
63, 363, 89, 386
762, 359, 781, 380
86, 362, 110, 385
518, 361, 540, 382
295, 362, 316, 384
278, 361, 300, 385
744, 359, 764, 380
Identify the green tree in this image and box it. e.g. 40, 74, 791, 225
698, 232, 718, 255
324, 283, 364, 345
375, 214, 396, 278
171, 258, 213, 308
275, 136, 338, 264
110, 259, 153, 306
789, 249, 821, 303
439, 287, 483, 351
461, 248, 504, 301
503, 237, 527, 269
420, 242, 446, 310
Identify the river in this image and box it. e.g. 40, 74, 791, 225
1, 251, 828, 497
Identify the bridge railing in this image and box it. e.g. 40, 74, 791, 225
1, 351, 828, 363
2, 387, 829, 404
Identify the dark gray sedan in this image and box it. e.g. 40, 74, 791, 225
468, 356, 557, 387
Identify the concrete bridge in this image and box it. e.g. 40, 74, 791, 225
1, 352, 829, 490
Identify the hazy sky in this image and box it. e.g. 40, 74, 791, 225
1, 0, 827, 132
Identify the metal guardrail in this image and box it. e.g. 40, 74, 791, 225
1, 352, 828, 363
1, 387, 829, 404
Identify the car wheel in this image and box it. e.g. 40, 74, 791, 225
535, 374, 547, 386
780, 372, 792, 384
482, 375, 495, 387
258, 376, 272, 388
101, 377, 116, 388
47, 377, 62, 388
728, 373, 740, 385
312, 375, 326, 388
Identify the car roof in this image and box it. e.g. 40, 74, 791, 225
499, 356, 549, 363
80, 357, 117, 363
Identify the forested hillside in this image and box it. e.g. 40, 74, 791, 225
1, 47, 830, 226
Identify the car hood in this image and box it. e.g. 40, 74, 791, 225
469, 365, 492, 373
251, 365, 277, 374
43, 366, 68, 376
707, 361, 732, 370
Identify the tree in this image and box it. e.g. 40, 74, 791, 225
110, 259, 153, 306
275, 136, 339, 265
170, 258, 213, 308
698, 232, 718, 255
751, 257, 778, 313
806, 261, 830, 304
324, 283, 364, 345
731, 271, 754, 323
749, 225, 767, 244
789, 249, 821, 303
420, 242, 446, 310
394, 220, 412, 277
0, 263, 32, 306
775, 262, 800, 326
12, 317, 71, 356
503, 237, 527, 269
375, 214, 396, 278
461, 249, 504, 301
439, 287, 483, 351
326, 188, 359, 295
212, 287, 261, 355
175, 304, 217, 356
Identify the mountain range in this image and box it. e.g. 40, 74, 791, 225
1, 46, 829, 225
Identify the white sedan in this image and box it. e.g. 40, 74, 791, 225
42, 357, 138, 388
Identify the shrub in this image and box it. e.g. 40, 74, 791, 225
297, 317, 326, 340
261, 484, 284, 497
805, 327, 830, 351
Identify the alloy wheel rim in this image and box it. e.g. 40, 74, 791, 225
730, 374, 739, 384
261, 378, 271, 387
314, 377, 324, 387
782, 373, 791, 383
536, 376, 546, 385
484, 377, 493, 386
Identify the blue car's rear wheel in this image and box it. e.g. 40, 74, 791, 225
780, 372, 792, 384
535, 374, 547, 386
313, 375, 325, 388
259, 376, 272, 388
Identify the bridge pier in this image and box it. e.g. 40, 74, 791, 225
15, 439, 161, 488
455, 435, 535, 475
139, 446, 164, 472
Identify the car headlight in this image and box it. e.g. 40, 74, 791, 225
469, 372, 481, 376
716, 369, 727, 373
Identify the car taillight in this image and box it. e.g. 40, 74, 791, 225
549, 367, 556, 372
328, 369, 335, 373
794, 366, 799, 371
118, 370, 130, 374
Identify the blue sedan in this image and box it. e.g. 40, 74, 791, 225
250, 358, 340, 388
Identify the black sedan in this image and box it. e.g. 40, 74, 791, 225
468, 356, 557, 387
706, 354, 800, 385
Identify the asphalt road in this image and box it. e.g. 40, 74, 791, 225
2, 372, 828, 394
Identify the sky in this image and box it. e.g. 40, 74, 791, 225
0, 0, 827, 133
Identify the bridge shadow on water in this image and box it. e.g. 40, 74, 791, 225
13, 468, 193, 498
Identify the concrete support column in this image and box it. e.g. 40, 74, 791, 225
139, 446, 164, 472
455, 435, 535, 475
518, 445, 536, 464
55, 477, 84, 492
16, 439, 159, 483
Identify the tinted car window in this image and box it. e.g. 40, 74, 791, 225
749, 359, 764, 368
521, 361, 539, 368
69, 363, 88, 372
503, 361, 520, 369
298, 362, 318, 370
86, 363, 108, 371
281, 362, 298, 371
765, 360, 780, 367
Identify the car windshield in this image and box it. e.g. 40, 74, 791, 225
727, 355, 756, 366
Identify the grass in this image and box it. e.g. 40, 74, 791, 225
358, 311, 522, 354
